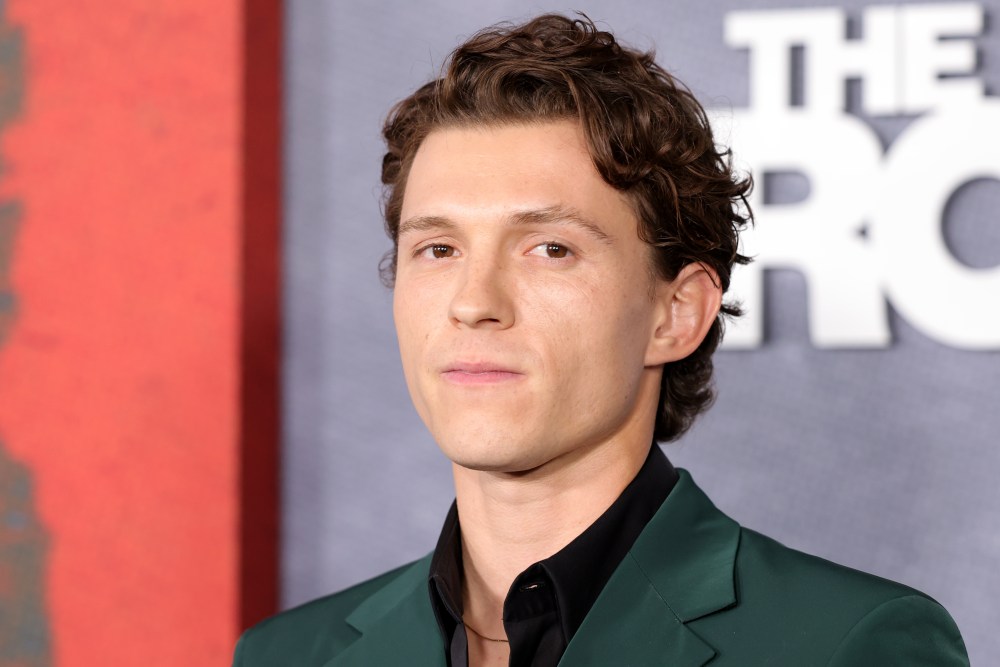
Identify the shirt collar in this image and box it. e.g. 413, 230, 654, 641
428, 444, 679, 650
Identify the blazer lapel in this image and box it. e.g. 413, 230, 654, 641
326, 471, 738, 667
559, 553, 717, 666
560, 470, 741, 666
326, 555, 447, 667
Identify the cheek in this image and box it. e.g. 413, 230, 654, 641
521, 277, 595, 341
393, 286, 427, 364
393, 275, 457, 382
523, 274, 650, 372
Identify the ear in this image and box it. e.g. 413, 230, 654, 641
644, 263, 723, 366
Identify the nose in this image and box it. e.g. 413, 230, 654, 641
448, 255, 515, 329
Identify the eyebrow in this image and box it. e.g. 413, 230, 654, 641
397, 215, 457, 237
509, 206, 613, 244
397, 205, 613, 244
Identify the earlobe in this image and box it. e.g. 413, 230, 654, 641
645, 263, 723, 366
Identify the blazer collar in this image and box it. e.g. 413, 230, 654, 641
329, 469, 739, 667
326, 554, 446, 667
559, 469, 741, 666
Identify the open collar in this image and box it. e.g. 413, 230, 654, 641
328, 469, 739, 666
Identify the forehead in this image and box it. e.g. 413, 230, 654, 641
400, 120, 639, 238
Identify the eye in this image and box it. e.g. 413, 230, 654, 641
418, 244, 457, 259
529, 242, 572, 259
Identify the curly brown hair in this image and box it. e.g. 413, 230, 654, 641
380, 13, 752, 442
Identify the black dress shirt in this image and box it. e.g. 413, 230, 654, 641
428, 445, 679, 667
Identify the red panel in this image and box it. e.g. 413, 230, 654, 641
0, 0, 280, 664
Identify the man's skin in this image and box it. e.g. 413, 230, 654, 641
393, 120, 722, 666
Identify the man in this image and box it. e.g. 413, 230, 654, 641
235, 14, 968, 666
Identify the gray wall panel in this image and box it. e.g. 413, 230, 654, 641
285, 2, 1000, 662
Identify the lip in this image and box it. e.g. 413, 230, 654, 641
441, 362, 525, 385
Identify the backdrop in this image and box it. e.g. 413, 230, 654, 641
284, 1, 1000, 664
0, 2, 281, 665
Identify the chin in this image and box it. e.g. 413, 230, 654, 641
437, 434, 550, 474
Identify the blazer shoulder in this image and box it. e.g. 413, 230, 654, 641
233, 557, 431, 667
827, 593, 969, 666
711, 527, 968, 664
736, 526, 925, 604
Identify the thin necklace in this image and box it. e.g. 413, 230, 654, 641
463, 621, 509, 643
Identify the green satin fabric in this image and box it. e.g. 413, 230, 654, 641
233, 470, 969, 666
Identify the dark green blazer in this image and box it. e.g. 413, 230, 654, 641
234, 470, 969, 666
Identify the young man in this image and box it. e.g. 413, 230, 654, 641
235, 14, 968, 666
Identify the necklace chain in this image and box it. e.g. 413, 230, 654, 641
463, 621, 509, 643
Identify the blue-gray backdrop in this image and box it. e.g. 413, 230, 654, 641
283, 2, 1000, 663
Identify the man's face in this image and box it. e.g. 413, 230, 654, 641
393, 120, 668, 473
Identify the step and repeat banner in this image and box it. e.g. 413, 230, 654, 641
284, 1, 999, 664
0, 1, 281, 665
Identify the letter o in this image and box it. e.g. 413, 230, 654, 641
872, 100, 1000, 349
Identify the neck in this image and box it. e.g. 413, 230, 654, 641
454, 427, 653, 638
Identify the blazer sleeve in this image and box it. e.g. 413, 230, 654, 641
826, 594, 969, 666
231, 630, 247, 667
